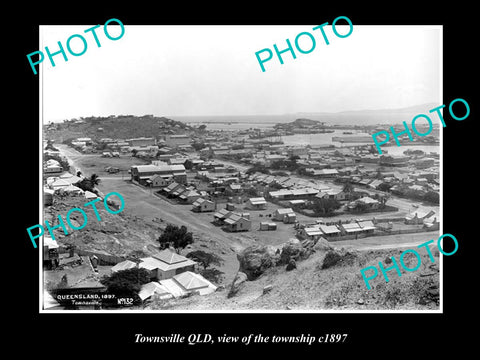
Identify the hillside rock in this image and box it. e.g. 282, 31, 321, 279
279, 240, 312, 265
227, 272, 248, 298
237, 245, 279, 280
286, 259, 297, 271
320, 248, 359, 269
313, 237, 334, 252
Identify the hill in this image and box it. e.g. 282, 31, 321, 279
146, 245, 440, 311
45, 115, 194, 142
289, 103, 439, 126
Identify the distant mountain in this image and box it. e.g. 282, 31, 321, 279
289, 103, 439, 126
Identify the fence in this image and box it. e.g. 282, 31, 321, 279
298, 226, 437, 243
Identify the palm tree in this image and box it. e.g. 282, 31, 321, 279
89, 173, 100, 186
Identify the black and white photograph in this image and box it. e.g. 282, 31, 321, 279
16, 3, 476, 353
38, 23, 443, 312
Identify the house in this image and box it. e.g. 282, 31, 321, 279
130, 164, 187, 185
43, 236, 59, 269
357, 220, 376, 234
298, 226, 323, 241
368, 179, 384, 189
44, 187, 54, 205
339, 222, 373, 236
111, 260, 137, 273
423, 215, 439, 230
317, 224, 341, 238
273, 208, 296, 223
171, 271, 217, 296
44, 163, 63, 174
50, 178, 70, 191
246, 197, 267, 210
139, 271, 217, 301
348, 196, 380, 211
192, 198, 216, 212
320, 189, 347, 201
138, 281, 173, 301
62, 184, 84, 195
127, 137, 156, 147
178, 189, 201, 204
84, 191, 98, 200
269, 188, 318, 201
289, 199, 306, 207
170, 185, 187, 198
223, 213, 251, 232
311, 169, 339, 178
164, 134, 190, 148
59, 173, 82, 185
225, 183, 243, 195
147, 174, 173, 188
139, 249, 196, 281
162, 181, 181, 196
405, 208, 435, 225
213, 208, 233, 224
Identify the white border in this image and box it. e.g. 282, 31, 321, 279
38, 25, 444, 314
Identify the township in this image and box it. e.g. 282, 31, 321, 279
42, 115, 440, 310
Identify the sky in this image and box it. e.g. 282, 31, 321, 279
40, 24, 442, 122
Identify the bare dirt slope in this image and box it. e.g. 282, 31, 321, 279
146, 246, 440, 311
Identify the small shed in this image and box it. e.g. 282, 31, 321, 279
273, 208, 296, 222
260, 222, 277, 231
247, 197, 267, 210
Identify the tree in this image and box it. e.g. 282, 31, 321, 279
157, 224, 194, 253
131, 149, 138, 157
90, 173, 100, 186
377, 183, 391, 192
184, 159, 194, 170
186, 250, 223, 270
192, 141, 206, 151
424, 191, 439, 204
100, 267, 150, 298
200, 268, 225, 284
246, 164, 269, 175
311, 198, 341, 215
342, 182, 354, 194
74, 173, 100, 193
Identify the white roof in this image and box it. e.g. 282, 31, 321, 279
249, 197, 267, 204
43, 290, 61, 309
139, 252, 196, 272
63, 184, 84, 193
304, 227, 323, 236
357, 196, 379, 204
51, 178, 70, 188
318, 224, 340, 234
276, 208, 294, 214
357, 220, 376, 230
138, 282, 172, 301
158, 278, 188, 297
43, 236, 59, 249
111, 260, 137, 273
84, 191, 98, 199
